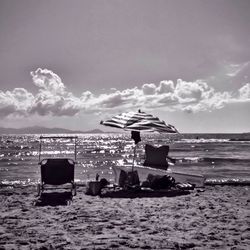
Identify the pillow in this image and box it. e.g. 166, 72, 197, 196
143, 144, 169, 169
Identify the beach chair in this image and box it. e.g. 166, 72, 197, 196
38, 158, 76, 196
143, 144, 175, 170
37, 136, 78, 196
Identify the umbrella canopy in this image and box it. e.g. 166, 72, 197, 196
100, 110, 178, 134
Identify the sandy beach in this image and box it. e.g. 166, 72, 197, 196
0, 185, 249, 250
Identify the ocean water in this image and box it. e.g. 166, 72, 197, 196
0, 133, 250, 186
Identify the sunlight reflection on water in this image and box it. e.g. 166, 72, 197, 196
0, 133, 250, 185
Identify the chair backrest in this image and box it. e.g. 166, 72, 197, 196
143, 144, 169, 169
41, 158, 74, 185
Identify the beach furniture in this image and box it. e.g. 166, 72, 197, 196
143, 144, 173, 169
37, 136, 77, 196
114, 162, 205, 188
114, 143, 205, 188
38, 158, 76, 196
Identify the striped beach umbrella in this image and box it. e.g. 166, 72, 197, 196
100, 110, 178, 134
100, 110, 178, 172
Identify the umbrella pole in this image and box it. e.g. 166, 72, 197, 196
132, 144, 137, 172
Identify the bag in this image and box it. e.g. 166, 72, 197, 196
147, 174, 175, 190
118, 170, 140, 187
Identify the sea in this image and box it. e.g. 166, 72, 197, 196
0, 133, 250, 186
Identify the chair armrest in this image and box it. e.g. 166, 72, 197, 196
166, 156, 176, 164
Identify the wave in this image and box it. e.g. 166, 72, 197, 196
179, 156, 250, 164
2, 177, 249, 187
178, 138, 250, 144
205, 178, 250, 186
203, 157, 250, 163
0, 179, 39, 186
0, 157, 35, 163
179, 139, 231, 143
229, 138, 250, 142
0, 178, 84, 187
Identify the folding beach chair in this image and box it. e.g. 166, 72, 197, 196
143, 144, 175, 170
38, 158, 76, 196
37, 136, 77, 196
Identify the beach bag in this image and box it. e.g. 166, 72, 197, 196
85, 181, 102, 196
127, 170, 140, 186
118, 170, 140, 187
118, 170, 128, 187
147, 174, 175, 190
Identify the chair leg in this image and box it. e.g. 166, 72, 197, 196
37, 184, 41, 196
72, 183, 77, 196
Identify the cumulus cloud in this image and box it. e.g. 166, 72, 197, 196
31, 68, 65, 94
0, 68, 249, 118
29, 68, 82, 116
183, 91, 233, 113
142, 83, 156, 95
156, 81, 175, 94
238, 83, 250, 100
83, 79, 250, 114
0, 68, 82, 118
0, 88, 34, 117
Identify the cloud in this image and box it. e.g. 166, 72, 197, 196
0, 68, 82, 117
31, 68, 66, 94
0, 88, 34, 117
183, 91, 233, 113
83, 79, 250, 114
0, 68, 249, 118
238, 83, 250, 100
156, 81, 175, 94
142, 83, 156, 95
29, 68, 82, 116
226, 62, 249, 77
30, 91, 82, 116
82, 87, 141, 112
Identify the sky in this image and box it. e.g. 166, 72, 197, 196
0, 0, 250, 133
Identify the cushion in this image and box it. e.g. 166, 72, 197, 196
143, 144, 169, 169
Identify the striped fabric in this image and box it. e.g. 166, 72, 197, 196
101, 111, 178, 134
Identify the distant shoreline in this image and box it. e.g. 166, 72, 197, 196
0, 126, 106, 134
0, 126, 249, 135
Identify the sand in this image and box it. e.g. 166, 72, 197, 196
0, 185, 249, 250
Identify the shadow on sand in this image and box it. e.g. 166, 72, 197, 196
100, 188, 190, 199
35, 191, 73, 206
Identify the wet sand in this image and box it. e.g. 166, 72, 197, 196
0, 185, 249, 249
